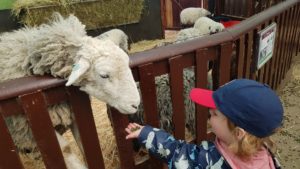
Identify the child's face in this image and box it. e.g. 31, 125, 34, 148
209, 109, 235, 145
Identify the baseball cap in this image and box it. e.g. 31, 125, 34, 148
189, 79, 283, 138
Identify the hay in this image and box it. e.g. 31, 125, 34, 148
12, 0, 144, 30
129, 30, 178, 54
89, 97, 119, 169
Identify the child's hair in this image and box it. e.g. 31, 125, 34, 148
227, 120, 276, 159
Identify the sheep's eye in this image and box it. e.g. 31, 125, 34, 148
100, 74, 110, 79
208, 26, 211, 30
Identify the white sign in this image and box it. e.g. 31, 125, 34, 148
256, 23, 277, 69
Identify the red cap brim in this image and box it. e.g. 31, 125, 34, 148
189, 88, 216, 109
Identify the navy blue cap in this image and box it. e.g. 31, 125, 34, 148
190, 79, 283, 138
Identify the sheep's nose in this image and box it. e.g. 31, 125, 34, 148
131, 105, 138, 110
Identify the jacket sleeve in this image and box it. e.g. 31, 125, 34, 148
138, 126, 228, 168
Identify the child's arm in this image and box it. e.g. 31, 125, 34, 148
125, 123, 227, 168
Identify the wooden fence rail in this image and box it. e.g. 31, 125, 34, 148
0, 0, 299, 169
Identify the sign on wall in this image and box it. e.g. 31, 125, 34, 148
256, 23, 277, 70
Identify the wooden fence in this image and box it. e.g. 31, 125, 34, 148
0, 0, 299, 169
215, 0, 286, 19
162, 0, 285, 29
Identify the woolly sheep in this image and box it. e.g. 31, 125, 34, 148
180, 7, 211, 25
193, 16, 225, 36
175, 27, 203, 42
131, 69, 212, 135
96, 28, 129, 53
0, 13, 140, 168
175, 16, 225, 43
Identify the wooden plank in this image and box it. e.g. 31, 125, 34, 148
296, 4, 300, 53
219, 43, 233, 86
255, 25, 265, 83
169, 55, 185, 140
282, 9, 293, 79
297, 5, 300, 53
171, 0, 182, 28
236, 36, 246, 78
277, 11, 288, 85
288, 6, 298, 69
109, 108, 136, 169
138, 63, 164, 168
44, 86, 68, 106
195, 48, 211, 143
67, 86, 105, 169
290, 5, 298, 65
19, 91, 67, 169
273, 13, 284, 89
165, 0, 173, 28
246, 0, 255, 17
160, 0, 166, 37
0, 112, 24, 169
138, 63, 160, 128
267, 18, 277, 87
244, 31, 253, 78
263, 21, 272, 84
0, 98, 23, 117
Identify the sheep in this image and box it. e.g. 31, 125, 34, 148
130, 69, 212, 136
175, 16, 225, 43
175, 27, 203, 42
0, 13, 140, 168
180, 7, 211, 26
193, 16, 225, 36
95, 28, 129, 53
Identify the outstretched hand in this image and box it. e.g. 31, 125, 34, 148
125, 123, 144, 140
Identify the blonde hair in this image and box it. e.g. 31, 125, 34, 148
227, 120, 276, 159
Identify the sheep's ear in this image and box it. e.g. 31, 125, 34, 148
66, 58, 90, 86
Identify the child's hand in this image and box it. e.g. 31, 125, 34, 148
125, 123, 144, 139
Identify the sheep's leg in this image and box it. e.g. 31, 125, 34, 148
70, 123, 84, 156
55, 131, 87, 169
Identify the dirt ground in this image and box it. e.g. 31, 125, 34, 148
272, 54, 300, 168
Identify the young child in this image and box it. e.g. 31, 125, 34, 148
125, 79, 283, 169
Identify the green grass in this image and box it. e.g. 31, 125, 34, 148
0, 0, 16, 10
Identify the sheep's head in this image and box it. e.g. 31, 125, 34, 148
66, 38, 140, 114
194, 17, 225, 35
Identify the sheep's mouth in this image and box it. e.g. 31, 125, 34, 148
112, 104, 138, 114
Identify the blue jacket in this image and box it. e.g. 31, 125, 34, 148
138, 126, 232, 169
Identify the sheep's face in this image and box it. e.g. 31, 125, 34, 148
66, 38, 140, 114
194, 17, 225, 35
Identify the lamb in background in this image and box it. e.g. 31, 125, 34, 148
0, 13, 140, 169
180, 7, 211, 26
96, 28, 129, 53
193, 16, 225, 35
175, 16, 225, 43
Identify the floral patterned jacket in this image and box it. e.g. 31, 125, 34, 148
138, 125, 232, 169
